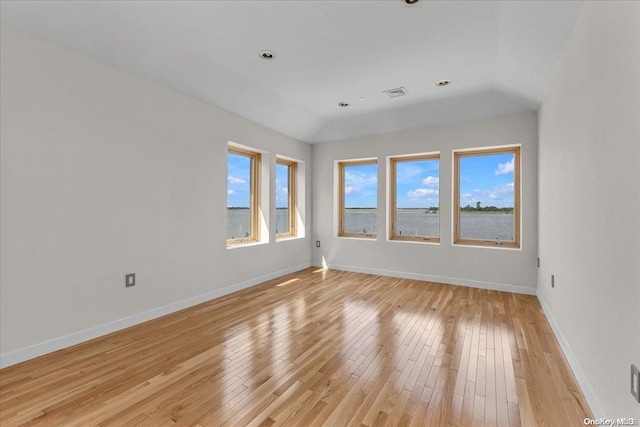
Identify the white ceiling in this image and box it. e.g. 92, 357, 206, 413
0, 0, 583, 143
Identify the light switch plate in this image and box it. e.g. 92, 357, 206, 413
632, 364, 640, 403
125, 273, 135, 287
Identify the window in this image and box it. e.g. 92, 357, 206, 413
227, 146, 260, 245
338, 159, 378, 238
454, 146, 520, 248
389, 154, 440, 242
276, 159, 297, 238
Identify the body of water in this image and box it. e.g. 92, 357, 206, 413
395, 210, 438, 237
227, 208, 289, 239
343, 209, 513, 241
227, 208, 514, 242
342, 209, 439, 237
459, 213, 514, 241
343, 209, 378, 234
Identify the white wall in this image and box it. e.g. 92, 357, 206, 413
312, 112, 538, 292
0, 30, 312, 365
538, 1, 640, 419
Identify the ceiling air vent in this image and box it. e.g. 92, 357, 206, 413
383, 87, 408, 98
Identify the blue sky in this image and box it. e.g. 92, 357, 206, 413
459, 153, 515, 208
227, 152, 251, 207
395, 159, 440, 208
344, 164, 378, 208
229, 152, 514, 209
275, 163, 289, 208
342, 154, 514, 209
227, 154, 291, 208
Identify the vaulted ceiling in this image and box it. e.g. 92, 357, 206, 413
0, 0, 583, 143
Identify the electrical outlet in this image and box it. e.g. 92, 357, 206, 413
551, 274, 555, 288
632, 364, 640, 403
125, 273, 135, 287
316, 240, 320, 248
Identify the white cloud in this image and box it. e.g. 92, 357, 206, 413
395, 164, 424, 184
422, 176, 439, 187
228, 176, 246, 184
344, 171, 377, 194
227, 189, 234, 195
276, 186, 288, 204
460, 183, 514, 207
408, 188, 438, 198
345, 172, 377, 185
495, 158, 514, 176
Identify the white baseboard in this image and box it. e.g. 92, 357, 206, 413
315, 262, 537, 295
536, 294, 605, 419
0, 263, 311, 369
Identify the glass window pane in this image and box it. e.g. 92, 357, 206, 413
276, 162, 290, 235
227, 151, 252, 240
458, 152, 516, 241
394, 158, 439, 239
343, 163, 378, 235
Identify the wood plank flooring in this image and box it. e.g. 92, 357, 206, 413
0, 268, 593, 426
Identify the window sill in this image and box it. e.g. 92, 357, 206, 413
452, 242, 521, 251
276, 235, 304, 243
337, 235, 378, 241
227, 240, 267, 250
388, 238, 440, 245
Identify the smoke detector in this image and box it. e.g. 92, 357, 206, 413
383, 87, 408, 98
436, 79, 452, 86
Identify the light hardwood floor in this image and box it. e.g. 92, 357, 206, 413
0, 268, 592, 426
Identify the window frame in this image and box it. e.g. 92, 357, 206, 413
389, 153, 441, 243
275, 158, 297, 239
338, 159, 378, 239
453, 145, 521, 248
227, 146, 261, 246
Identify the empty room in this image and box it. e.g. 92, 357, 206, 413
1, 0, 638, 426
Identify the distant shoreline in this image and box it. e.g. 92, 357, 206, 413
342, 208, 513, 214
227, 207, 513, 214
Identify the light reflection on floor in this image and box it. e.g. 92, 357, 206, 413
45, 267, 582, 425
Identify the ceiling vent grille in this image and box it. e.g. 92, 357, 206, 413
383, 87, 408, 98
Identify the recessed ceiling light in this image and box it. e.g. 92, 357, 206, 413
359, 97, 367, 101
258, 50, 276, 60
436, 79, 452, 86
338, 101, 350, 107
